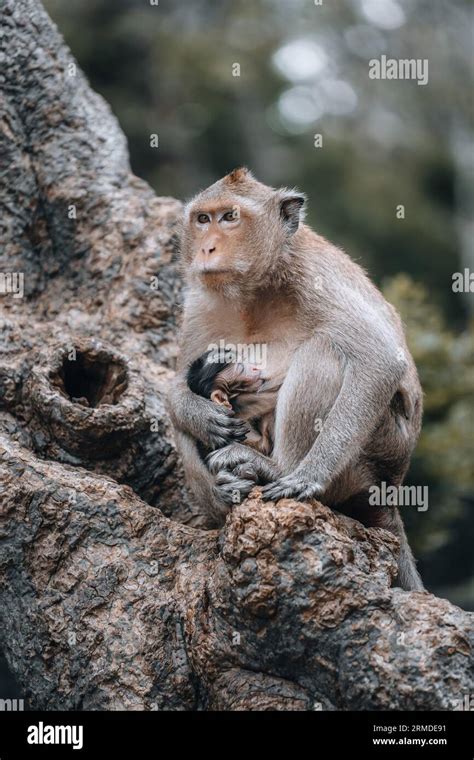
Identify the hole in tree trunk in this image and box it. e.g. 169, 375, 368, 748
29, 339, 147, 459
52, 351, 128, 408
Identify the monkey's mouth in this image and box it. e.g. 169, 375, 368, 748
200, 269, 232, 276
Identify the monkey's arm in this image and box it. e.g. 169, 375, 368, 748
262, 323, 407, 501
166, 375, 249, 449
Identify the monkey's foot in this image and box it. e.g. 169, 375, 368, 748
261, 473, 324, 502
207, 444, 279, 483
207, 444, 258, 476
213, 471, 256, 507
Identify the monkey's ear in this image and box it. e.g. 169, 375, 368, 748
210, 389, 232, 409
279, 193, 306, 234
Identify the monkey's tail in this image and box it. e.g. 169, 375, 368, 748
397, 535, 424, 592
337, 490, 424, 592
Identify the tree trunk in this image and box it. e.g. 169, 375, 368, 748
0, 0, 472, 711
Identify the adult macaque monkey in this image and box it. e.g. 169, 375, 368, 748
167, 168, 424, 591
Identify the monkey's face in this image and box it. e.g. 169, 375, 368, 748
210, 361, 265, 411
217, 361, 263, 393
183, 201, 259, 289
182, 168, 307, 291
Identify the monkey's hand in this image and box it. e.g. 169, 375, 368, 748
207, 444, 281, 483
203, 405, 251, 450
261, 468, 324, 502
167, 380, 250, 449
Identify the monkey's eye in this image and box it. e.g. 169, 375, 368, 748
197, 213, 210, 224
222, 210, 239, 223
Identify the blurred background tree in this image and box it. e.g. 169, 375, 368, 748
42, 0, 473, 607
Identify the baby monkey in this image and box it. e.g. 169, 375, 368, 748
187, 350, 276, 456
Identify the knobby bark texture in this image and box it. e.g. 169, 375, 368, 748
0, 0, 472, 711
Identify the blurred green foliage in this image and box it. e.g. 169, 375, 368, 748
385, 276, 473, 608
43, 0, 473, 605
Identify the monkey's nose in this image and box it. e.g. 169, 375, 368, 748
202, 245, 216, 255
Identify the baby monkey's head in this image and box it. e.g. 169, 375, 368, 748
187, 350, 264, 413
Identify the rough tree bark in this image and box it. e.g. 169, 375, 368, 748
0, 0, 472, 711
